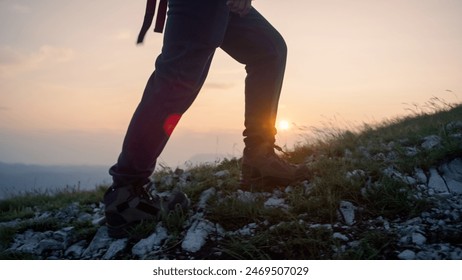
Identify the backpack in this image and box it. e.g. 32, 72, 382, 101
137, 0, 168, 44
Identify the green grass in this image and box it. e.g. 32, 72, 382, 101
339, 230, 396, 260
0, 186, 106, 222
220, 221, 334, 260
0, 100, 461, 259
0, 186, 106, 258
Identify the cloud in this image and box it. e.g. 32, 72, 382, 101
0, 45, 75, 78
0, 106, 9, 111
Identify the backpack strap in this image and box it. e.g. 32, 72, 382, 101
137, 0, 168, 44
155, 0, 168, 33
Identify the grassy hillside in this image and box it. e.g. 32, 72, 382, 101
1, 98, 461, 259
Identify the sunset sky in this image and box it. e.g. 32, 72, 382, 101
1, 0, 461, 168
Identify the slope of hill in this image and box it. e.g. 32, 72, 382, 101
1, 100, 461, 260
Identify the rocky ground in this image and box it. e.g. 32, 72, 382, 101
2, 156, 461, 260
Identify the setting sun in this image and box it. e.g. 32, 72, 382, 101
278, 120, 290, 131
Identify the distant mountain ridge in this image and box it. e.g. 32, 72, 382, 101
0, 162, 111, 199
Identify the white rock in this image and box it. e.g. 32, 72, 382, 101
181, 219, 216, 253
383, 219, 390, 231
440, 158, 462, 194
416, 251, 438, 260
309, 224, 333, 230
421, 135, 441, 150
428, 168, 449, 194
405, 147, 419, 157
411, 233, 427, 245
14, 241, 37, 254
383, 167, 416, 185
132, 225, 168, 258
65, 240, 87, 258
398, 249, 416, 260
236, 223, 258, 236
443, 158, 462, 179
102, 238, 128, 260
82, 227, 113, 258
414, 168, 427, 184
450, 249, 462, 260
346, 170, 366, 180
236, 190, 257, 203
37, 239, 64, 254
264, 197, 287, 209
446, 121, 462, 131
339, 201, 356, 225
0, 219, 21, 228
445, 180, 462, 194
197, 187, 216, 210
333, 232, 349, 241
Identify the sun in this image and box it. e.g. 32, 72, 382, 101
278, 120, 290, 131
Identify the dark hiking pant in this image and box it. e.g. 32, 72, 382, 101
110, 0, 287, 186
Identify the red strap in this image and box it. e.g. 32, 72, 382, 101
137, 0, 168, 44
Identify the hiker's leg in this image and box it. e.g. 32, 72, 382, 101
220, 8, 287, 148
219, 8, 308, 190
110, 0, 230, 186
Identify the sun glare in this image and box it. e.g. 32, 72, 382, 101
278, 120, 290, 131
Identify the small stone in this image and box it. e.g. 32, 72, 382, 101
37, 239, 64, 255
339, 201, 356, 226
446, 121, 462, 131
398, 249, 416, 260
236, 223, 257, 236
450, 249, 462, 260
412, 233, 427, 245
65, 241, 87, 259
264, 197, 287, 209
333, 232, 349, 241
346, 170, 366, 180
414, 168, 427, 184
236, 190, 257, 203
421, 135, 441, 150
405, 147, 419, 157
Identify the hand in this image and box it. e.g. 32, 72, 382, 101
226, 0, 252, 17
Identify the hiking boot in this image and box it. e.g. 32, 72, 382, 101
103, 182, 190, 238
240, 143, 310, 191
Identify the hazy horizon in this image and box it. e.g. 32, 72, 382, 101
1, 0, 461, 168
